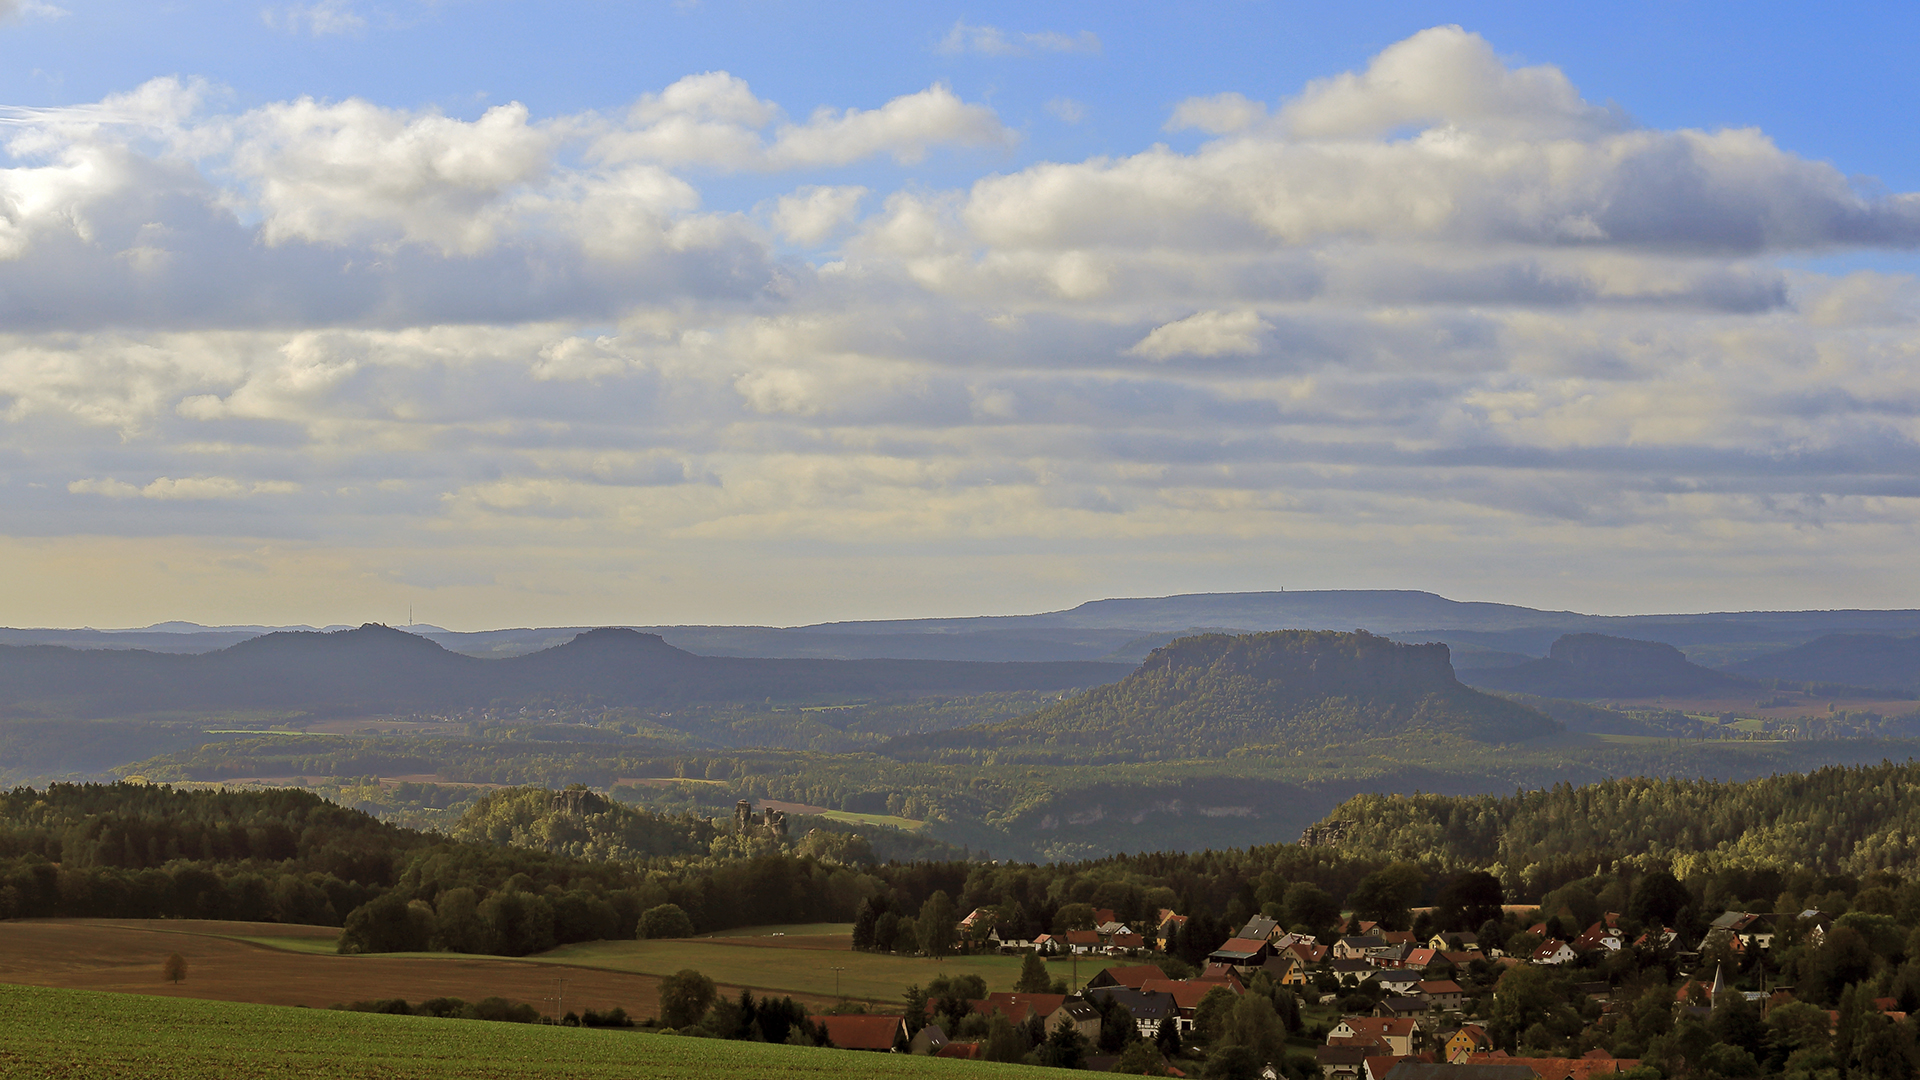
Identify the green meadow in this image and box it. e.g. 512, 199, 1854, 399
0, 983, 1074, 1080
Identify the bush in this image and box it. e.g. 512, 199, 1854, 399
639, 903, 695, 940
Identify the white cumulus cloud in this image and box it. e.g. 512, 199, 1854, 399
1128, 310, 1273, 359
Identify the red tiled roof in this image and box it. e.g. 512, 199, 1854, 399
1336, 1017, 1418, 1038
1465, 1055, 1641, 1080
937, 1042, 982, 1059
1098, 965, 1166, 989
976, 993, 1065, 1022
1139, 979, 1226, 1009
819, 1015, 905, 1051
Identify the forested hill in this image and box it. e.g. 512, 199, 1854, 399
1300, 760, 1920, 892
1729, 633, 1920, 692
1461, 633, 1749, 698
0, 624, 1128, 717
889, 630, 1560, 762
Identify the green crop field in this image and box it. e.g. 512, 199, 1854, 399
0, 983, 1075, 1080
815, 809, 927, 832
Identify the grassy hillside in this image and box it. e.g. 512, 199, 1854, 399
0, 983, 1072, 1080
892, 630, 1559, 762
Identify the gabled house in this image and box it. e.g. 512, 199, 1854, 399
1109, 932, 1146, 954
1282, 938, 1331, 965
1329, 1017, 1418, 1057
975, 992, 1066, 1025
1529, 938, 1576, 966
1087, 965, 1167, 991
1374, 970, 1422, 996
820, 1015, 907, 1052
1317, 1044, 1372, 1080
1336, 935, 1390, 960
1240, 915, 1285, 941
1418, 980, 1465, 1011
1572, 920, 1626, 954
1050, 999, 1101, 1041
1369, 942, 1418, 968
909, 1023, 949, 1056
1064, 929, 1103, 954
1198, 965, 1251, 994
1631, 926, 1677, 950
1085, 986, 1177, 1037
1374, 996, 1431, 1028
1709, 912, 1776, 950
1365, 1054, 1432, 1080
1139, 979, 1233, 1031
1445, 1024, 1494, 1063
1428, 932, 1479, 953
1208, 936, 1274, 968
1157, 909, 1188, 938
1256, 955, 1310, 986
1332, 958, 1379, 986
1796, 910, 1833, 946
1400, 948, 1439, 971
987, 928, 1034, 952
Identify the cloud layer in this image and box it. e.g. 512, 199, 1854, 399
2, 26, 1919, 625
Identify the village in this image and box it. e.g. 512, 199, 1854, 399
831, 902, 1905, 1079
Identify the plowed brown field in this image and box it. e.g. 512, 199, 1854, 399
0, 919, 834, 1019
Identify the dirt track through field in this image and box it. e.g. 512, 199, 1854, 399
0, 919, 836, 1019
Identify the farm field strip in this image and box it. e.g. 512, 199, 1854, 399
0, 983, 1077, 1080
0, 919, 1047, 1010
533, 938, 1039, 1002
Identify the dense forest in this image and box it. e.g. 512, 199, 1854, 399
1297, 760, 1920, 892
10, 761, 1920, 962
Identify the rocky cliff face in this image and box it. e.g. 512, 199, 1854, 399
888, 628, 1559, 762
1145, 630, 1460, 698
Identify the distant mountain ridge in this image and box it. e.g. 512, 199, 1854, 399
0, 624, 1128, 719
1460, 633, 1750, 699
1725, 633, 1920, 692
12, 591, 1920, 672
889, 629, 1560, 761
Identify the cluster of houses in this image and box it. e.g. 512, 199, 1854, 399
846, 904, 1841, 1074
975, 905, 1150, 956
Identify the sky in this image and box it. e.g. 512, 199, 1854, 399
2, 1, 1919, 630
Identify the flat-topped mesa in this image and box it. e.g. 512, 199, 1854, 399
1144, 629, 1459, 697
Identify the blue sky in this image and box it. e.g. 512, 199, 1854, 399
2, 1, 1919, 628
